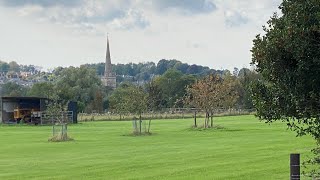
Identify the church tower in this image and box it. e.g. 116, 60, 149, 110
101, 36, 116, 88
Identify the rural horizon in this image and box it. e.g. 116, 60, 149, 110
1, 0, 320, 179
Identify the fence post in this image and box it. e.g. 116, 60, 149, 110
290, 153, 300, 180
194, 111, 197, 127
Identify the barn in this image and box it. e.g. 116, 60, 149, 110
1, 97, 77, 124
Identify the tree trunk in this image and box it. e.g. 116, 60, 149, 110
211, 112, 213, 128
148, 119, 151, 133
205, 111, 209, 128
208, 112, 210, 128
204, 112, 206, 128
139, 114, 142, 134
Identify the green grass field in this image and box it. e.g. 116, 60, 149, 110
0, 115, 315, 179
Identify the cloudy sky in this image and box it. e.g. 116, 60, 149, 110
0, 0, 281, 70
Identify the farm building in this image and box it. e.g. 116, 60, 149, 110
1, 97, 77, 124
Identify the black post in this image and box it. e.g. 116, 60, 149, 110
290, 153, 300, 180
67, 101, 78, 123
194, 111, 197, 127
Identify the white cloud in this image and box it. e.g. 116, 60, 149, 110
0, 0, 82, 7
109, 9, 150, 30
224, 10, 249, 27
145, 0, 217, 15
0, 0, 283, 70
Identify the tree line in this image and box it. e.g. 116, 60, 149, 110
0, 60, 259, 113
0, 60, 41, 74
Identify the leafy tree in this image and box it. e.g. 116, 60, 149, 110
109, 84, 148, 134
154, 69, 196, 107
251, 0, 320, 139
92, 90, 104, 113
8, 61, 20, 72
186, 64, 201, 74
236, 68, 261, 109
0, 82, 28, 97
0, 61, 9, 73
185, 74, 238, 128
251, 0, 320, 176
27, 82, 55, 99
174, 62, 189, 74
84, 59, 220, 84
146, 80, 164, 111
54, 66, 103, 112
156, 59, 171, 75
109, 83, 131, 119
20, 65, 38, 74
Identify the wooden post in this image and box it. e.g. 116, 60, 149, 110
290, 153, 300, 180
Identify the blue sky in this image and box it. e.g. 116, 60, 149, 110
0, 0, 281, 70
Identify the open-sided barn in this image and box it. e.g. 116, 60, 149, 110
1, 97, 77, 124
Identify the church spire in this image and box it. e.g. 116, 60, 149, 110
101, 35, 116, 88
105, 35, 112, 77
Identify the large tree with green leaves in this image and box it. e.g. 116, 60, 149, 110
27, 82, 55, 99
251, 0, 320, 139
251, 0, 320, 175
153, 69, 196, 107
235, 68, 261, 109
0, 82, 28, 97
54, 66, 103, 112
0, 61, 10, 73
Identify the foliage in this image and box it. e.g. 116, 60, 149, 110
109, 84, 147, 115
54, 66, 103, 112
235, 68, 261, 109
84, 59, 220, 84
0, 82, 28, 97
153, 69, 196, 107
251, 0, 320, 175
0, 61, 10, 73
303, 142, 320, 178
27, 82, 55, 99
46, 95, 65, 124
8, 61, 20, 72
109, 83, 149, 134
0, 59, 255, 113
92, 90, 104, 113
251, 0, 320, 139
185, 74, 238, 128
146, 80, 164, 111
109, 83, 133, 117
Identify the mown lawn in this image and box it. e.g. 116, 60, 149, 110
0, 115, 315, 179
